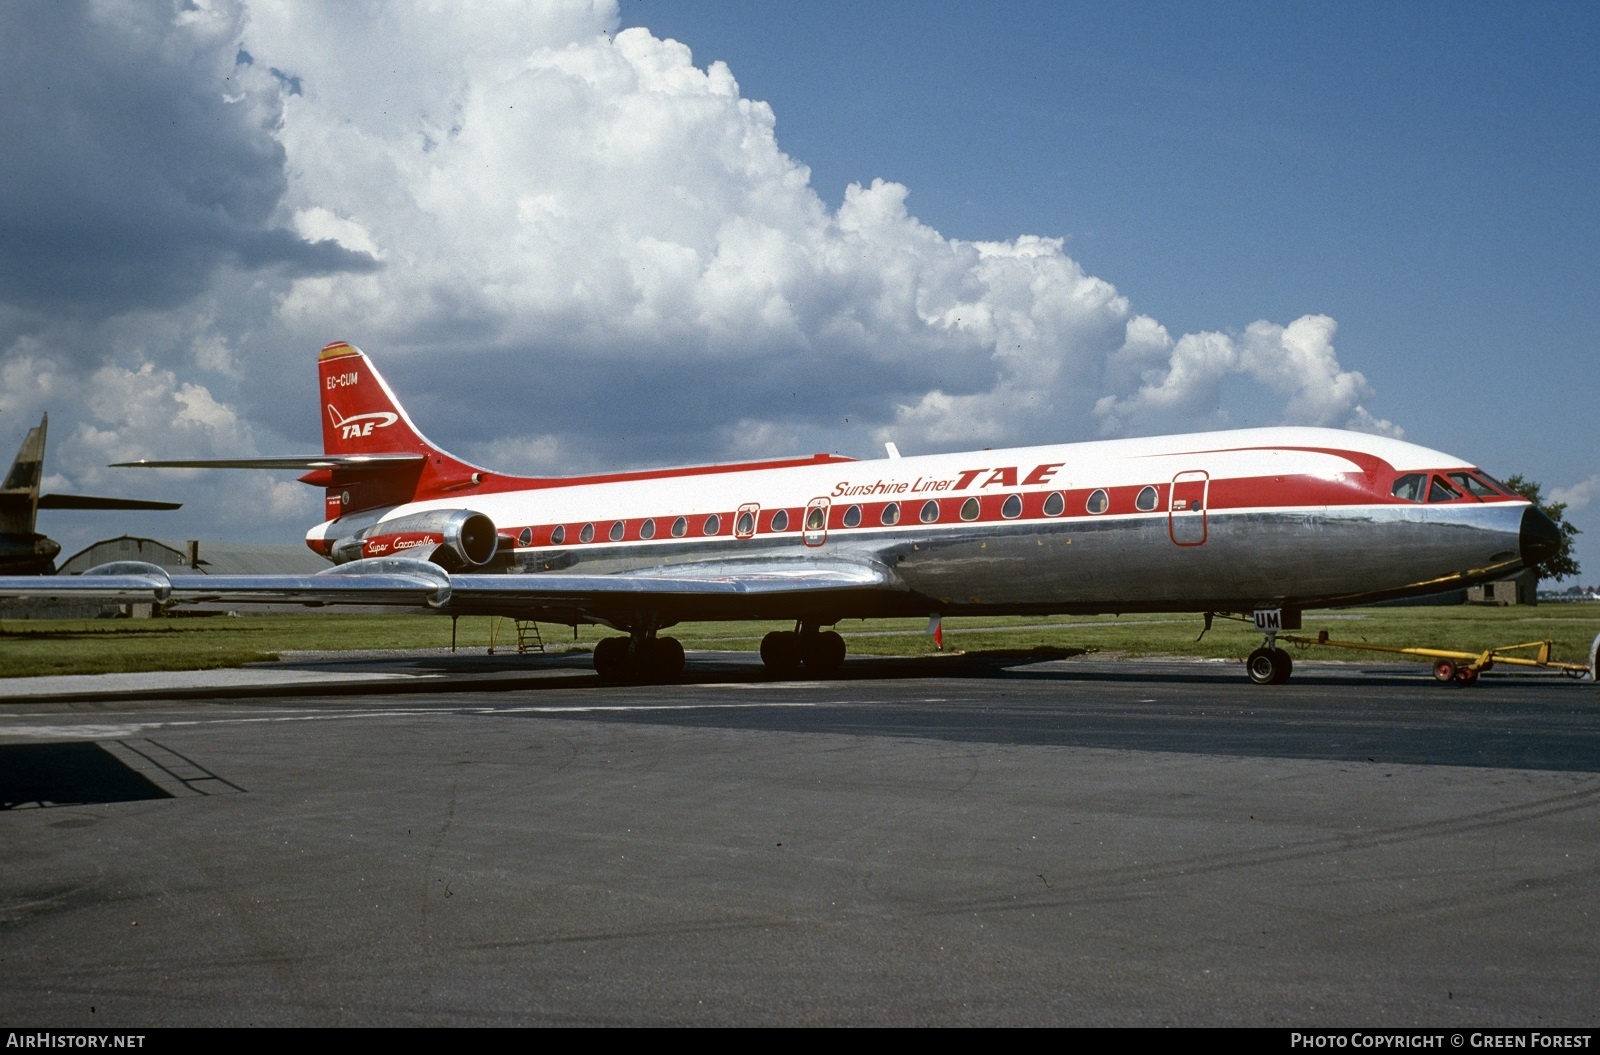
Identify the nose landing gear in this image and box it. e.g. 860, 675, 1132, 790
1247, 632, 1294, 685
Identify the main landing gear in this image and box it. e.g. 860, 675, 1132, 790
592, 632, 685, 682
1247, 633, 1294, 685
591, 621, 848, 682
759, 624, 847, 677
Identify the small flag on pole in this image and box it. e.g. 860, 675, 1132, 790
926, 613, 943, 651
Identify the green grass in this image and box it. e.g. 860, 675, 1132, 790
3, 604, 1597, 679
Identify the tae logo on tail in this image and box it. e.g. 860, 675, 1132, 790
327, 405, 399, 440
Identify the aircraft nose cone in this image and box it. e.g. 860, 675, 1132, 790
1520, 504, 1562, 568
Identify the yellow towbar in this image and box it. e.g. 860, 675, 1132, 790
1280, 630, 1597, 686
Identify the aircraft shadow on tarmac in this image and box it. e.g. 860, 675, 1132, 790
388, 651, 1598, 775
0, 739, 245, 810
0, 743, 172, 809
289, 647, 1461, 690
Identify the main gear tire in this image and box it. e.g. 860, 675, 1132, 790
760, 630, 802, 675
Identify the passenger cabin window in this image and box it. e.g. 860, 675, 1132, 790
1391, 474, 1426, 503
881, 502, 901, 526
1001, 494, 1023, 519
1043, 492, 1065, 517
960, 497, 981, 521
843, 504, 862, 528
671, 516, 687, 538
640, 518, 656, 540
702, 514, 720, 535
1428, 475, 1463, 503
736, 510, 755, 536
1135, 486, 1158, 512
805, 505, 826, 531
579, 523, 595, 543
920, 500, 940, 523
551, 525, 566, 545
770, 509, 790, 532
517, 527, 532, 547
1087, 489, 1109, 514
608, 521, 625, 541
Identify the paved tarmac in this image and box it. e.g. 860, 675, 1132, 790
2, 650, 1597, 1026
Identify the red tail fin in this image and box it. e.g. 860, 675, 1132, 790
315, 342, 485, 516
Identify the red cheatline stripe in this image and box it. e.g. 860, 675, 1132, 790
472, 468, 1515, 550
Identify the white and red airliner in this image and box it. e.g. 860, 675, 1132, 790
0, 341, 1561, 684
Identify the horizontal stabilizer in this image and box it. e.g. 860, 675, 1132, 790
110, 454, 425, 471
37, 494, 182, 511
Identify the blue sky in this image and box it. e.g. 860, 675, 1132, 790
4, 0, 1598, 578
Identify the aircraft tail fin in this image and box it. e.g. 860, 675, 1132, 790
0, 414, 46, 535
314, 342, 488, 516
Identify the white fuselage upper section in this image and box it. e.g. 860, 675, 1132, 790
310, 426, 1471, 547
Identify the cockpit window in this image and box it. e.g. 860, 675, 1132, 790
1475, 471, 1516, 497
1391, 474, 1426, 503
1427, 475, 1463, 503
1448, 472, 1503, 499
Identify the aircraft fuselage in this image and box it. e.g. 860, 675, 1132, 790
306, 427, 1550, 625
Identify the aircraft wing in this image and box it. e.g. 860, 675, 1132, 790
0, 556, 911, 622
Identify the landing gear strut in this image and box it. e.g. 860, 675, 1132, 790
1246, 632, 1293, 685
760, 623, 846, 677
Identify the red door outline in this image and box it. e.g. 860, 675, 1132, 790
1168, 471, 1209, 546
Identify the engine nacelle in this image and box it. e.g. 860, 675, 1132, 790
329, 509, 499, 570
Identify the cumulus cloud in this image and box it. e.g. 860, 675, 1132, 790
1094, 315, 1400, 438
1552, 476, 1600, 513
243, 5, 1392, 457
0, 0, 373, 330
2, 0, 1398, 546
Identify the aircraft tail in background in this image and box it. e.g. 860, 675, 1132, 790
1, 413, 181, 574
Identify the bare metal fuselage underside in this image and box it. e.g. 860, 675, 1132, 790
446, 501, 1531, 627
